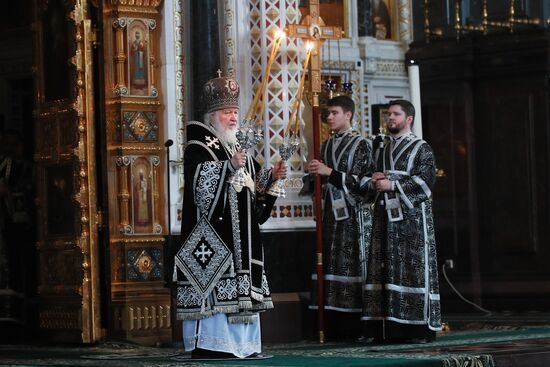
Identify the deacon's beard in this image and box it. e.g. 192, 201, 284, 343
210, 118, 238, 146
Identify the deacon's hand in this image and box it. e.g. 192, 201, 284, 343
272, 160, 288, 181
372, 172, 386, 182
231, 150, 247, 169
375, 178, 393, 192
308, 159, 333, 177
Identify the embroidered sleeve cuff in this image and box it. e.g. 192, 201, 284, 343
360, 176, 372, 189
328, 170, 344, 188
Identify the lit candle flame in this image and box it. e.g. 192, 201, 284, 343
275, 29, 286, 40
245, 29, 285, 124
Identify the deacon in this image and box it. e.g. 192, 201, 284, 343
307, 95, 373, 340
174, 73, 287, 358
362, 99, 442, 343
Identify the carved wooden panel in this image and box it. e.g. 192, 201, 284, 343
44, 164, 77, 237
122, 111, 159, 142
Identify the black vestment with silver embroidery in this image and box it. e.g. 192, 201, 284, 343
310, 129, 373, 313
362, 133, 442, 333
175, 121, 276, 322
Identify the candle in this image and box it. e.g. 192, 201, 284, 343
254, 34, 284, 125
245, 30, 285, 122
286, 42, 313, 136
408, 62, 423, 139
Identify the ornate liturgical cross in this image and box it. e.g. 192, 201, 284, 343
286, 0, 343, 344
285, 0, 343, 93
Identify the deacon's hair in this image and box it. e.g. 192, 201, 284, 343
327, 95, 355, 120
389, 99, 415, 124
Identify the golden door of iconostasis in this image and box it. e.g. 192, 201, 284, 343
34, 0, 102, 342
34, 0, 170, 344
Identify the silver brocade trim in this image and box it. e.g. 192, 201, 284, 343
261, 273, 270, 296
178, 284, 202, 307
175, 217, 232, 298
413, 175, 432, 199
311, 274, 364, 283
194, 161, 224, 216
215, 278, 238, 300
406, 139, 424, 173
393, 137, 419, 164
395, 180, 414, 209
228, 186, 243, 270
237, 273, 250, 295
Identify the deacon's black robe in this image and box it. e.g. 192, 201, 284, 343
362, 132, 442, 339
175, 121, 276, 323
311, 129, 373, 317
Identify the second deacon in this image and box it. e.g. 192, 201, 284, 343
308, 95, 373, 340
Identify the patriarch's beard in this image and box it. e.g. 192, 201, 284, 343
208, 116, 238, 146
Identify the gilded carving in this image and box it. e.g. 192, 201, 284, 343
125, 303, 171, 331
108, 100, 162, 106
115, 86, 129, 96
112, 237, 165, 244
39, 249, 83, 288
127, 248, 163, 281
122, 111, 158, 142
113, 18, 127, 28
116, 156, 132, 166
40, 307, 80, 329
114, 146, 164, 152
110, 0, 162, 7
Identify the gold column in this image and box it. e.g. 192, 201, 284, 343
73, 0, 102, 343
113, 19, 128, 95
116, 157, 131, 232
103, 0, 170, 345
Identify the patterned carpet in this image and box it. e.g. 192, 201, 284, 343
2, 327, 550, 366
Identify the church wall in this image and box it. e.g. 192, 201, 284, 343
408, 30, 550, 312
